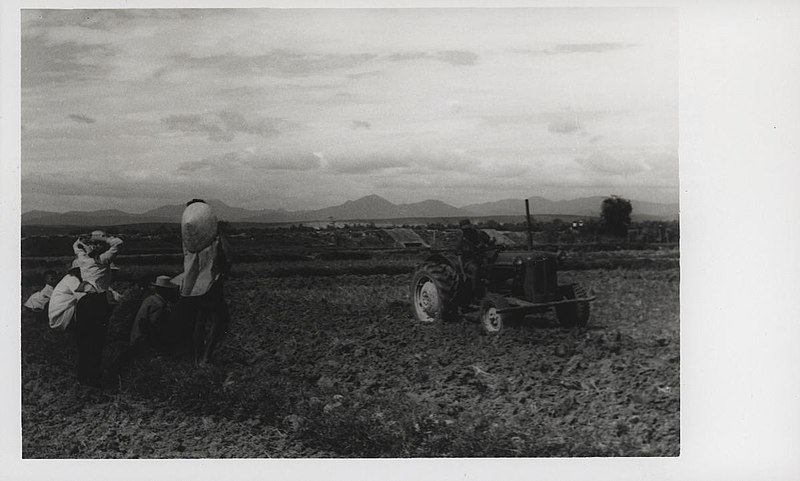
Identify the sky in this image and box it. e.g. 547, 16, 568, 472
21, 8, 678, 213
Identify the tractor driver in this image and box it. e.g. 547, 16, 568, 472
456, 219, 495, 297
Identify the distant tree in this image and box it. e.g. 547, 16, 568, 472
601, 195, 633, 237
480, 219, 501, 230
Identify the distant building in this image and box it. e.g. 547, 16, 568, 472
381, 228, 429, 248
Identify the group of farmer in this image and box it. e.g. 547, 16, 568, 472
23, 199, 231, 388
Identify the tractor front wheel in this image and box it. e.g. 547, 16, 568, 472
479, 296, 518, 334
480, 299, 504, 334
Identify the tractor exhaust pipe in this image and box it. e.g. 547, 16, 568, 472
525, 198, 533, 251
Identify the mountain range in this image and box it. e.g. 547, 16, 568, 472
21, 195, 679, 226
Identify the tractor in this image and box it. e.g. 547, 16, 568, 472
410, 205, 594, 334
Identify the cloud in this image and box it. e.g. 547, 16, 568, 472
574, 151, 647, 175
329, 154, 413, 174
175, 154, 236, 174
161, 110, 282, 142
327, 150, 475, 175
21, 34, 114, 86
162, 114, 232, 142
387, 52, 428, 62
23, 149, 323, 209
548, 43, 635, 54
177, 150, 321, 174
643, 151, 678, 178
163, 49, 481, 79
351, 120, 371, 130
252, 152, 322, 171
23, 9, 147, 32
68, 114, 96, 124
387, 50, 479, 66
23, 171, 200, 200
512, 43, 635, 57
481, 110, 613, 127
435, 50, 479, 66
548, 118, 583, 134
217, 110, 281, 137
447, 100, 463, 114
346, 70, 383, 80
161, 50, 378, 78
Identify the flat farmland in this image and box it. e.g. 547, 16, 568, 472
21, 249, 679, 458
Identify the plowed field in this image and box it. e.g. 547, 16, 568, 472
21, 252, 679, 458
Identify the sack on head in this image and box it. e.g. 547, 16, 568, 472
181, 202, 218, 253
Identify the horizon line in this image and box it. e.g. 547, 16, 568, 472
21, 193, 679, 216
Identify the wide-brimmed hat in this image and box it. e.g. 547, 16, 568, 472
181, 201, 218, 253
151, 275, 179, 289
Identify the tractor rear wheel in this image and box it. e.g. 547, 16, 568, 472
555, 284, 590, 328
410, 262, 458, 323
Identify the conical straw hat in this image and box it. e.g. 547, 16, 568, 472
181, 202, 218, 253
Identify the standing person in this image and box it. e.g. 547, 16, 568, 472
71, 231, 123, 387
179, 199, 232, 366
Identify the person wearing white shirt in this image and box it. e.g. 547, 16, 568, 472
71, 231, 123, 387
72, 233, 123, 294
24, 270, 58, 320
48, 262, 85, 331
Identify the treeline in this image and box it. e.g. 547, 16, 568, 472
423, 218, 679, 244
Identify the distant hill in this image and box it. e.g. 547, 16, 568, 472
143, 199, 277, 223
398, 199, 466, 218
463, 196, 678, 219
22, 209, 143, 226
304, 194, 404, 221
22, 194, 679, 227
21, 210, 59, 222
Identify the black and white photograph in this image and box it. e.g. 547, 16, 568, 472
19, 6, 679, 458
4, 0, 800, 479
